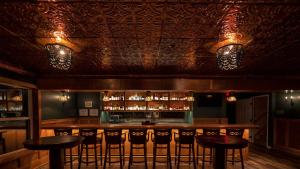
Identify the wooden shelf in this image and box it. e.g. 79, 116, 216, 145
103, 91, 193, 112
0, 117, 29, 122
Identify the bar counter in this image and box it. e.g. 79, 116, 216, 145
42, 123, 259, 129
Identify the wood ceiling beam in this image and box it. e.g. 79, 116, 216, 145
36, 77, 299, 91
0, 60, 35, 77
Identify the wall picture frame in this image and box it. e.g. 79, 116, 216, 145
79, 109, 88, 116
89, 109, 99, 116
84, 101, 93, 108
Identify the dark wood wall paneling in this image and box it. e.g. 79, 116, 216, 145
37, 78, 300, 91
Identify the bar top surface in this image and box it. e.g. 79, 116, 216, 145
42, 123, 258, 129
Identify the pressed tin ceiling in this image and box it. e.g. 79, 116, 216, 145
0, 0, 299, 78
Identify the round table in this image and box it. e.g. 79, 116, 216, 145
196, 135, 248, 169
24, 136, 83, 169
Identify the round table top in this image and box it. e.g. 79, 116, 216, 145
196, 135, 248, 149
24, 136, 83, 150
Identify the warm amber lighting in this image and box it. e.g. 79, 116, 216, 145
53, 31, 64, 43
226, 96, 237, 102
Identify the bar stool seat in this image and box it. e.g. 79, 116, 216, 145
196, 128, 220, 169
78, 128, 100, 169
128, 128, 149, 169
225, 128, 245, 169
152, 128, 172, 169
103, 128, 125, 169
174, 128, 196, 169
54, 128, 74, 169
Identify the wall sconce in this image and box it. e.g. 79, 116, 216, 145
59, 91, 70, 102
284, 90, 294, 106
226, 92, 237, 102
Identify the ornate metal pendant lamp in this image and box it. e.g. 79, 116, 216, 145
45, 44, 72, 70
217, 6, 244, 70
45, 31, 72, 70
216, 44, 244, 70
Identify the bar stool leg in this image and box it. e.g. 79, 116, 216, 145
192, 143, 196, 169
240, 148, 244, 169
202, 147, 205, 169
103, 144, 108, 169
196, 144, 199, 165
144, 143, 148, 169
210, 148, 212, 163
232, 149, 235, 165
123, 143, 125, 165
78, 145, 83, 169
128, 144, 132, 169
174, 142, 177, 166
168, 143, 172, 169
119, 143, 123, 169
70, 148, 73, 169
153, 143, 156, 169
177, 143, 181, 169
189, 144, 191, 165
85, 145, 88, 166
94, 143, 98, 169
108, 145, 111, 166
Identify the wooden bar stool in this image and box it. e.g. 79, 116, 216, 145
151, 128, 172, 169
225, 128, 245, 169
78, 129, 100, 169
196, 128, 220, 169
54, 128, 74, 169
174, 128, 196, 169
103, 128, 125, 169
128, 128, 149, 169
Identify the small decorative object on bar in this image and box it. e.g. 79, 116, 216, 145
216, 5, 245, 70
145, 91, 153, 102
102, 91, 110, 102
226, 92, 237, 102
45, 43, 72, 70
187, 91, 195, 102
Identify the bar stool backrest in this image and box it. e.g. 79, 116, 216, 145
203, 128, 220, 136
178, 128, 196, 144
79, 129, 98, 144
153, 128, 172, 144
129, 128, 148, 144
54, 128, 72, 136
226, 128, 244, 138
104, 128, 123, 144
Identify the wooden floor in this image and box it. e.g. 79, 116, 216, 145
38, 149, 300, 169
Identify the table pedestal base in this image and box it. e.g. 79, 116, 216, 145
214, 148, 226, 169
49, 148, 64, 169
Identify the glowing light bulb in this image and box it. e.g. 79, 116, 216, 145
59, 50, 65, 55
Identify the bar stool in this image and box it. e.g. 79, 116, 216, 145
174, 128, 196, 169
54, 128, 74, 169
226, 128, 245, 169
128, 128, 149, 169
151, 128, 172, 169
78, 129, 100, 169
196, 128, 220, 169
103, 128, 125, 169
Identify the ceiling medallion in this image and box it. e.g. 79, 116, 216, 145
45, 43, 72, 70
217, 5, 244, 70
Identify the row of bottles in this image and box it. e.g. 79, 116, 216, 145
104, 106, 125, 111
126, 105, 147, 110
128, 94, 145, 101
